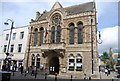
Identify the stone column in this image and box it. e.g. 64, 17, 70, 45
74, 27, 78, 44
37, 32, 40, 46
61, 27, 64, 43
66, 28, 69, 44
48, 29, 51, 43
31, 32, 34, 46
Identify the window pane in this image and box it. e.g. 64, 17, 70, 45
76, 59, 82, 63
10, 45, 14, 52
78, 23, 83, 44
31, 54, 35, 66
13, 33, 16, 40
20, 32, 24, 39
69, 24, 74, 44
39, 28, 44, 45
34, 29, 38, 46
69, 59, 74, 62
4, 45, 7, 52
18, 44, 22, 52
51, 27, 55, 43
56, 26, 61, 43
6, 34, 9, 40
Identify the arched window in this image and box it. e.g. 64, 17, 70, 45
76, 54, 82, 71
68, 54, 75, 71
31, 54, 35, 66
51, 26, 55, 43
56, 25, 61, 43
33, 28, 38, 46
36, 54, 40, 68
39, 27, 44, 45
69, 23, 74, 44
78, 22, 83, 44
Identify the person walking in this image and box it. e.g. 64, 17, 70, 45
20, 65, 23, 75
105, 69, 108, 74
31, 66, 34, 76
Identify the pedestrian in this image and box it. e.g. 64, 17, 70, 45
34, 66, 37, 76
31, 66, 34, 76
105, 69, 108, 74
20, 65, 23, 74
84, 73, 87, 79
34, 66, 37, 78
2, 64, 6, 71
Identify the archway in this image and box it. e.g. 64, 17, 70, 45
49, 56, 59, 74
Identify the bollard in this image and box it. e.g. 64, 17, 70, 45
35, 71, 37, 79
45, 73, 47, 80
55, 73, 57, 81
89, 77, 91, 80
24, 71, 27, 77
13, 71, 14, 76
112, 77, 114, 81
71, 75, 72, 81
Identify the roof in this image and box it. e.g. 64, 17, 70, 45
64, 2, 95, 15
37, 2, 95, 21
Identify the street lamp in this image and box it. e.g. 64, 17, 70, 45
4, 19, 14, 71
90, 15, 103, 74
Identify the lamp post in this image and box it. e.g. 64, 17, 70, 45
90, 15, 94, 74
90, 15, 103, 74
4, 19, 14, 71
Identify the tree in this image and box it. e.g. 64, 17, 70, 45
101, 52, 110, 65
101, 51, 116, 69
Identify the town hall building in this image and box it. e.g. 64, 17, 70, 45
24, 1, 99, 78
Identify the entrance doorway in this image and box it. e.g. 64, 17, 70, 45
49, 56, 59, 74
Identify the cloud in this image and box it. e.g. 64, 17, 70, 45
98, 26, 119, 54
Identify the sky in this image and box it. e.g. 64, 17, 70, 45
0, 0, 119, 54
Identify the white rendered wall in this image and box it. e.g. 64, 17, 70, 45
0, 26, 29, 64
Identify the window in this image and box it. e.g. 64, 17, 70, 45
6, 34, 9, 40
78, 22, 83, 44
4, 45, 7, 52
39, 27, 44, 45
12, 33, 16, 40
10, 45, 14, 52
76, 54, 82, 71
69, 23, 74, 44
18, 44, 22, 52
68, 54, 75, 71
51, 14, 61, 43
56, 26, 61, 43
51, 27, 55, 43
36, 54, 40, 68
52, 14, 61, 25
31, 54, 35, 66
33, 29, 38, 46
20, 32, 24, 39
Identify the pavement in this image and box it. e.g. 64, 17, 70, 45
0, 71, 120, 81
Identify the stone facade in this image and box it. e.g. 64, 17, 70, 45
24, 1, 99, 78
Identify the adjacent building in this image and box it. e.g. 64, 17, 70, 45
24, 2, 99, 78
0, 26, 29, 70
109, 48, 120, 70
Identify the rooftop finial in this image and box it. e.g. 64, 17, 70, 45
51, 1, 63, 10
